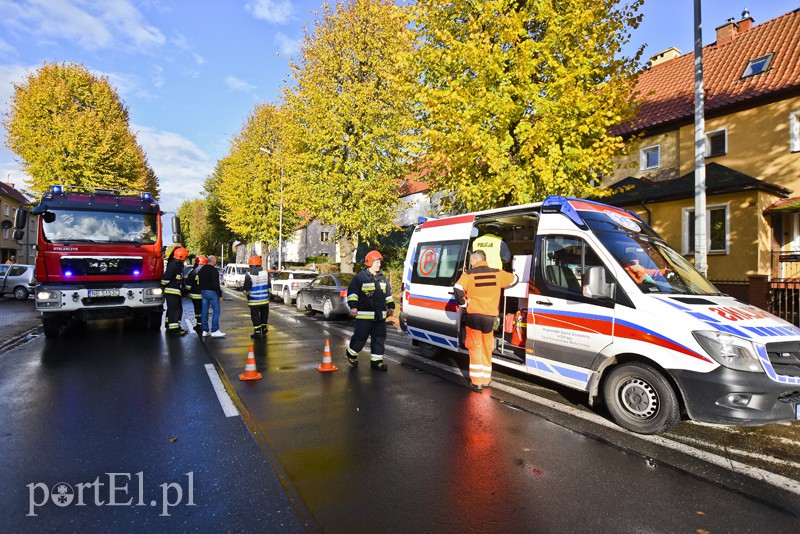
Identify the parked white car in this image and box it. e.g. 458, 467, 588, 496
271, 270, 317, 305
222, 263, 249, 289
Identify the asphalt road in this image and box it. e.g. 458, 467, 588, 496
1, 291, 798, 532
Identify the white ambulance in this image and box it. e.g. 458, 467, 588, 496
399, 195, 800, 434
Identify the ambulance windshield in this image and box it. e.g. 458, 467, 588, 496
582, 211, 721, 295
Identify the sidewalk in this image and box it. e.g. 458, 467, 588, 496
0, 297, 41, 353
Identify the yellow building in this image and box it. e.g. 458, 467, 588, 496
605, 8, 800, 280
0, 181, 36, 265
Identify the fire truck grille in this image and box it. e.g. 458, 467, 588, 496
61, 257, 144, 277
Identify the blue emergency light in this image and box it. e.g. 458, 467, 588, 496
51, 185, 63, 194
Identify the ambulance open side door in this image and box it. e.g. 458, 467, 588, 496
403, 215, 475, 353
528, 233, 616, 391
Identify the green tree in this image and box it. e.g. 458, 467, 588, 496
283, 0, 418, 272
216, 103, 299, 256
177, 197, 217, 256
3, 61, 158, 197
203, 163, 237, 261
408, 0, 644, 212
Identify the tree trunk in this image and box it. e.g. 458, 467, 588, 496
339, 235, 355, 273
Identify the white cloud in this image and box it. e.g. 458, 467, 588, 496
0, 38, 17, 59
134, 125, 214, 213
224, 75, 256, 93
274, 32, 301, 58
0, 0, 164, 52
245, 0, 294, 24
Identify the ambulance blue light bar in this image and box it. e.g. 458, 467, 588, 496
541, 196, 588, 229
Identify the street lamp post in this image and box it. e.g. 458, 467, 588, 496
259, 147, 283, 270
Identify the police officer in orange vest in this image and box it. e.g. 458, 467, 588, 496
454, 249, 518, 392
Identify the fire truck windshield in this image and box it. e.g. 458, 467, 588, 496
43, 210, 158, 245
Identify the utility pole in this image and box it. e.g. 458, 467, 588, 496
693, 0, 708, 276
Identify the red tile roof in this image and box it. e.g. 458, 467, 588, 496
617, 8, 800, 136
0, 182, 30, 204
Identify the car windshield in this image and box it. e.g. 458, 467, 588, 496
43, 210, 158, 244
583, 211, 720, 295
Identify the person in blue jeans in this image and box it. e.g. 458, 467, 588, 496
198, 255, 225, 338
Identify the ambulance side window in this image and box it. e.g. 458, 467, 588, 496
539, 236, 610, 303
410, 240, 467, 286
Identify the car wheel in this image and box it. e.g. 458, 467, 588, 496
13, 286, 29, 300
296, 296, 305, 312
322, 298, 334, 320
603, 362, 680, 434
419, 342, 440, 359
283, 288, 292, 305
42, 315, 61, 338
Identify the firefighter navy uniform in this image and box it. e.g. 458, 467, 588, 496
346, 263, 395, 369
161, 249, 188, 336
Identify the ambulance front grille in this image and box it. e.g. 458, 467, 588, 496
765, 341, 800, 377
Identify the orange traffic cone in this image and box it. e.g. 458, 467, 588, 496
239, 344, 263, 381
316, 338, 339, 372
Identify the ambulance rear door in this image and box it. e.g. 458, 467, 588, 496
403, 214, 474, 352
529, 233, 617, 391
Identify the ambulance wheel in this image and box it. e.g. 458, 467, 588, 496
603, 362, 680, 434
419, 342, 440, 359
42, 316, 61, 338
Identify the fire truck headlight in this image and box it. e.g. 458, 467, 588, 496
143, 287, 164, 303
693, 331, 763, 373
35, 290, 62, 308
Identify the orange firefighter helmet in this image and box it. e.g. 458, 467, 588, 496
248, 255, 262, 266
173, 247, 188, 261
364, 250, 383, 267
195, 255, 207, 265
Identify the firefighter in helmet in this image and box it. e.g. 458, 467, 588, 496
162, 245, 188, 336
345, 250, 395, 370
184, 255, 207, 332
243, 255, 271, 338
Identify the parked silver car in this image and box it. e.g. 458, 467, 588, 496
0, 264, 36, 300
295, 273, 355, 319
271, 270, 317, 305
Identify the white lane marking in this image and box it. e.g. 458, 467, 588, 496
205, 363, 240, 418
298, 316, 800, 496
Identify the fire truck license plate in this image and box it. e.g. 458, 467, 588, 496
89, 289, 120, 298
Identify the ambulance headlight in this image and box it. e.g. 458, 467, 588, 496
693, 331, 763, 373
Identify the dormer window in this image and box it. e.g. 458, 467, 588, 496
741, 53, 773, 78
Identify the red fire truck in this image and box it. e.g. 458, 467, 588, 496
14, 185, 180, 337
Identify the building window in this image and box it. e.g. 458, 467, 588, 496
791, 111, 800, 153
706, 129, 727, 157
3, 204, 8, 216
741, 53, 772, 78
320, 231, 329, 242
682, 204, 729, 254
2, 228, 8, 239
640, 145, 660, 170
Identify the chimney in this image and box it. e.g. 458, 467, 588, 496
716, 17, 739, 45
738, 8, 754, 33
649, 47, 681, 67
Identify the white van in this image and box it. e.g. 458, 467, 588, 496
400, 195, 800, 434
222, 263, 249, 289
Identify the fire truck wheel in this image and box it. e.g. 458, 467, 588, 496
145, 310, 163, 329
42, 316, 61, 338
603, 362, 680, 434
418, 342, 440, 359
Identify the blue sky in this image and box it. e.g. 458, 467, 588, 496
1, 1, 797, 213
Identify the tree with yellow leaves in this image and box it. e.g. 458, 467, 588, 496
3, 61, 158, 197
408, 0, 644, 212
216, 103, 299, 255
283, 0, 418, 272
